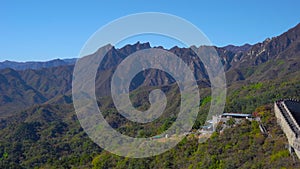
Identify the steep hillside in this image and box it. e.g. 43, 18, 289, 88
0, 68, 47, 116
0, 66, 74, 117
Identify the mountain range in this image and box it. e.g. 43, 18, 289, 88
0, 23, 300, 168
0, 23, 300, 117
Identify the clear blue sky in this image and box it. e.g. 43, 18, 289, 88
1, 0, 299, 62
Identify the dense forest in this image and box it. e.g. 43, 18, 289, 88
0, 75, 299, 168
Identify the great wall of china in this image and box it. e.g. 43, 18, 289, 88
274, 99, 300, 159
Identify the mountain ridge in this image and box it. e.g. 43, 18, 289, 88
2, 23, 300, 72
0, 58, 77, 71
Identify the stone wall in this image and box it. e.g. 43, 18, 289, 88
274, 100, 300, 159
